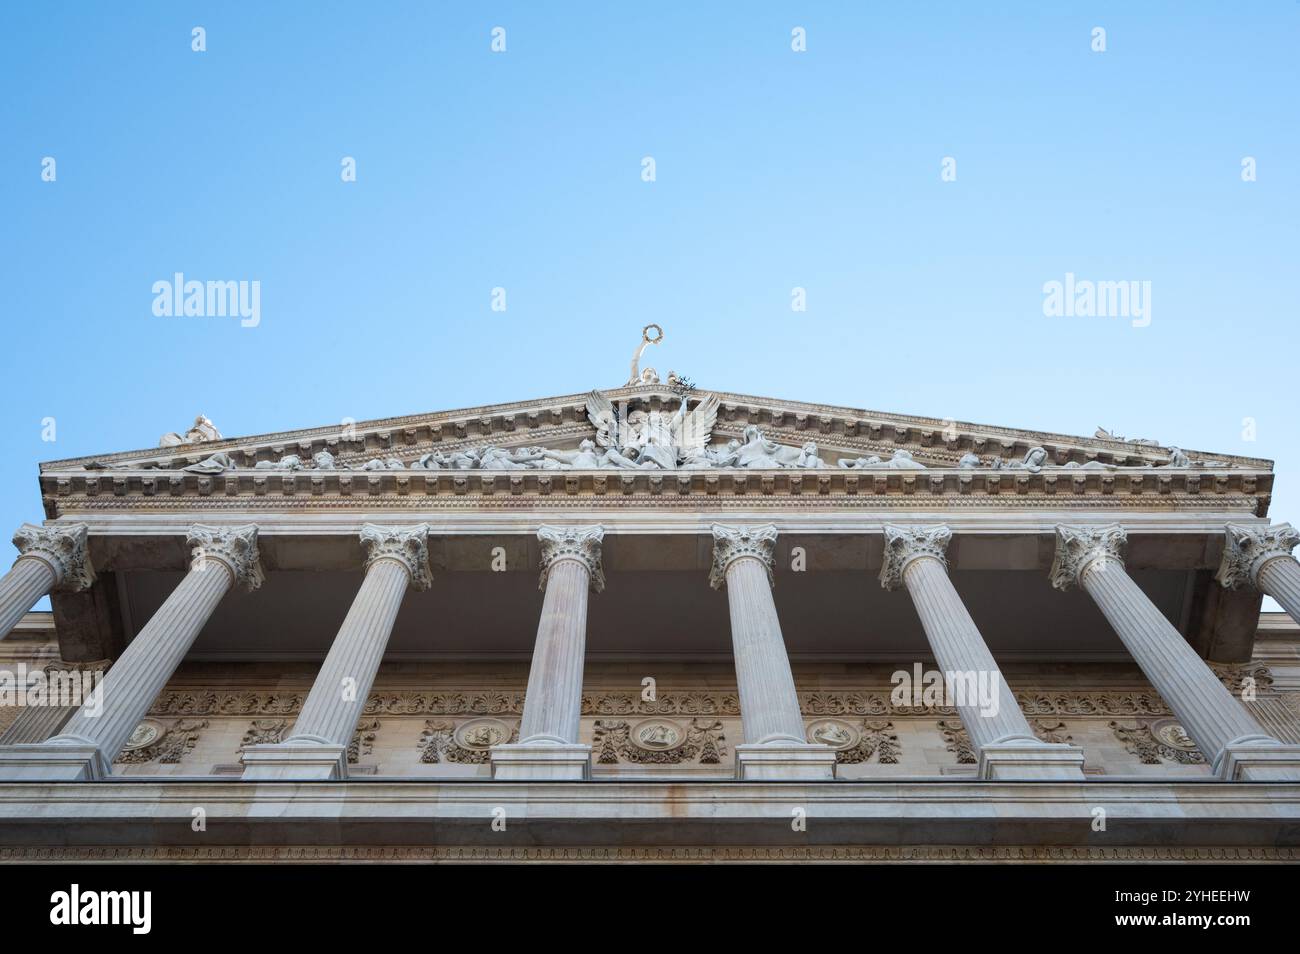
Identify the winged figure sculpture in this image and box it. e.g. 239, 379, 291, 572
585, 389, 720, 469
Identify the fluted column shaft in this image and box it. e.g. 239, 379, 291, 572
901, 556, 1035, 749
1081, 557, 1267, 762
711, 526, 836, 778
287, 558, 410, 747
0, 703, 75, 744
240, 524, 427, 781
490, 525, 601, 780
0, 559, 56, 641
519, 559, 591, 744
1057, 523, 1298, 780
1257, 558, 1300, 625
58, 561, 233, 762
724, 555, 806, 745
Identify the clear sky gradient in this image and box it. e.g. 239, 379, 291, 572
2, 5, 1297, 588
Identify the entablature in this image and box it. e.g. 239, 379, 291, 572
39, 466, 1273, 521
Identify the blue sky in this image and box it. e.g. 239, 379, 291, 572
2, 4, 1297, 569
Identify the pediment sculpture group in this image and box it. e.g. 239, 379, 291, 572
127, 390, 1227, 475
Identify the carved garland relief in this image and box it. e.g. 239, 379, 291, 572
592, 719, 727, 765
806, 719, 901, 764
115, 719, 209, 765
234, 718, 380, 766
418, 718, 519, 764
1110, 719, 1206, 766
113, 668, 1283, 772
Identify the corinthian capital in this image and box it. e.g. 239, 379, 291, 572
186, 524, 264, 592
12, 523, 96, 592
879, 524, 951, 590
710, 524, 778, 590
1049, 524, 1127, 591
537, 525, 605, 593
360, 524, 433, 591
1218, 523, 1300, 591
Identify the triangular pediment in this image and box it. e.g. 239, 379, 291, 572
40, 384, 1270, 474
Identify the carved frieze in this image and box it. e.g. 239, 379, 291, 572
238, 717, 379, 764
43, 476, 1267, 519
592, 718, 726, 765
240, 719, 290, 748
1110, 719, 1205, 765
1028, 720, 1074, 745
807, 719, 900, 764
939, 718, 1075, 765
417, 719, 518, 764
583, 691, 741, 716
115, 719, 209, 764
1210, 663, 1274, 694
146, 687, 1208, 719
348, 719, 381, 763
938, 720, 977, 764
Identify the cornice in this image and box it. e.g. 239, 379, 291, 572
38, 467, 1272, 522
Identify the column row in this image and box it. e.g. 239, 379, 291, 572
1, 521, 1298, 781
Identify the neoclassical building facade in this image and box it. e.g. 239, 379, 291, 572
1, 376, 1299, 862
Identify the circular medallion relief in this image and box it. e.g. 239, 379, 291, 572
122, 719, 164, 751
1151, 719, 1197, 751
631, 719, 684, 751
806, 719, 860, 750
455, 718, 512, 750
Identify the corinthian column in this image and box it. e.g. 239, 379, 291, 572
242, 524, 431, 780
880, 525, 1085, 779
491, 525, 603, 780
1218, 524, 1300, 625
0, 524, 95, 640
711, 524, 836, 779
0, 525, 262, 780
1052, 524, 1300, 781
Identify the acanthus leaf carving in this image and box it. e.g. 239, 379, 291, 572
1049, 524, 1127, 591
1218, 523, 1299, 591
11, 522, 95, 592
